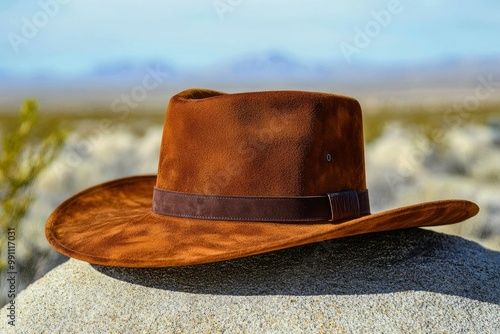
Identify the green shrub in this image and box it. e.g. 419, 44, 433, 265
0, 100, 65, 270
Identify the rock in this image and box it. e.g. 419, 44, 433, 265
2, 228, 499, 333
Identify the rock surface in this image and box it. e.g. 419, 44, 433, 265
2, 228, 499, 333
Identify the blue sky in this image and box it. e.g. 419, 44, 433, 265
1, 0, 499, 75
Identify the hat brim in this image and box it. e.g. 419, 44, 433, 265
46, 175, 479, 267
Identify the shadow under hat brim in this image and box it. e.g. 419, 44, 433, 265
45, 175, 479, 268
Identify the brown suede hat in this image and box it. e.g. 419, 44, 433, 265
46, 89, 479, 267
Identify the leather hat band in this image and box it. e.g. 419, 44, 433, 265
152, 188, 370, 223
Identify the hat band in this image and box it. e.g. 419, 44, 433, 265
152, 188, 370, 223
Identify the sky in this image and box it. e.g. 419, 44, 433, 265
1, 0, 499, 76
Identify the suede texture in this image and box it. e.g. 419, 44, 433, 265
45, 89, 480, 267
156, 89, 365, 195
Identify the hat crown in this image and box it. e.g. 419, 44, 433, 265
156, 89, 366, 196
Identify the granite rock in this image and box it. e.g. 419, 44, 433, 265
2, 228, 499, 333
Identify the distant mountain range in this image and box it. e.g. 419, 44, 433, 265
1, 52, 499, 112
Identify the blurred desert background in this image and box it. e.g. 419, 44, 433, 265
1, 0, 499, 307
